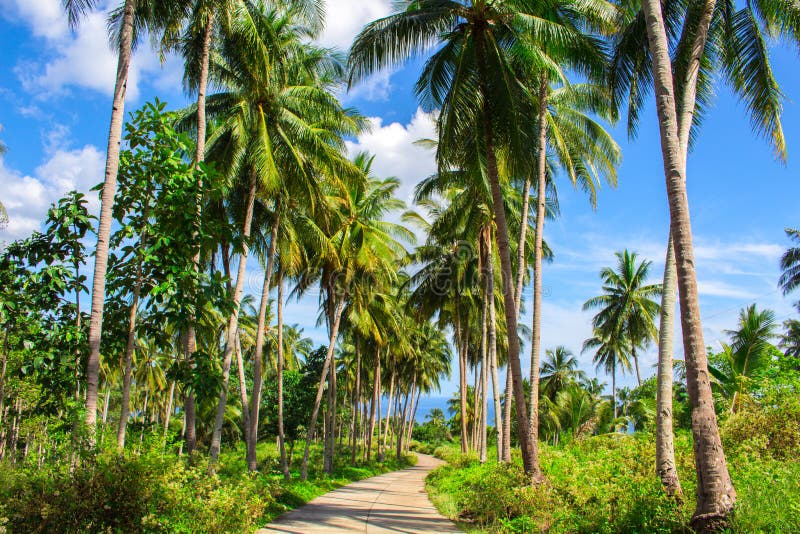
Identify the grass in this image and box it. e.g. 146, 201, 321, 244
425, 433, 800, 533
0, 437, 415, 533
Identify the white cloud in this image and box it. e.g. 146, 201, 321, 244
0, 145, 103, 241
4, 0, 180, 102
318, 0, 392, 51
345, 107, 437, 207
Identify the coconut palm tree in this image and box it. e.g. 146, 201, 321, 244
779, 229, 800, 298
709, 305, 779, 414
62, 0, 137, 436
583, 326, 631, 420
583, 250, 662, 386
540, 346, 585, 400
616, 0, 798, 519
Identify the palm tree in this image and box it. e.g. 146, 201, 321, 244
583, 326, 631, 420
583, 250, 662, 386
779, 229, 800, 298
540, 346, 585, 400
62, 0, 137, 436
624, 0, 797, 520
709, 305, 779, 414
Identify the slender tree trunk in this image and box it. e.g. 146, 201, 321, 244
164, 380, 175, 438
457, 312, 469, 453
208, 172, 258, 465
300, 297, 345, 480
365, 349, 381, 462
383, 357, 396, 451
502, 367, 512, 461
472, 364, 480, 450
479, 269, 489, 463
117, 200, 152, 449
234, 329, 250, 451
102, 384, 110, 425
0, 330, 9, 426
641, 1, 736, 528
324, 343, 338, 473
633, 346, 642, 386
139, 391, 148, 444
397, 387, 411, 459
351, 347, 361, 465
657, 235, 683, 497
487, 251, 503, 461
248, 211, 280, 471
612, 363, 617, 420
276, 270, 290, 479
84, 0, 136, 436
406, 386, 421, 451
527, 75, 548, 463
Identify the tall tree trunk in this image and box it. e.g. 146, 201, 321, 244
479, 268, 489, 463
527, 75, 548, 460
102, 384, 110, 425
657, 235, 683, 497
234, 329, 250, 451
406, 385, 421, 451
351, 346, 361, 465
208, 172, 258, 465
502, 367, 512, 461
323, 343, 338, 473
84, 0, 136, 436
248, 211, 279, 471
475, 33, 538, 478
612, 362, 617, 420
641, 1, 736, 528
117, 190, 152, 449
632, 346, 642, 386
472, 364, 480, 450
456, 309, 469, 453
276, 270, 290, 479
300, 297, 345, 480
383, 356, 396, 451
164, 380, 175, 438
396, 386, 411, 459
183, 10, 214, 458
487, 250, 503, 461
0, 330, 9, 426
365, 349, 381, 462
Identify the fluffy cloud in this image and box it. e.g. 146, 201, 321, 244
4, 0, 178, 101
318, 0, 392, 51
0, 145, 103, 242
345, 107, 437, 206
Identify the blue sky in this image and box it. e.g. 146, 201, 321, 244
1, 0, 798, 398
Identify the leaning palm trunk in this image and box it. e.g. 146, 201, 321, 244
300, 297, 345, 481
247, 211, 279, 471
382, 358, 396, 451
479, 274, 489, 463
405, 385, 421, 451
208, 172, 258, 465
365, 350, 381, 461
350, 348, 361, 464
527, 78, 548, 460
323, 348, 338, 473
84, 0, 136, 436
456, 310, 469, 453
641, 0, 736, 528
656, 234, 682, 497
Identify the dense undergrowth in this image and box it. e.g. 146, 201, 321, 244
0, 439, 414, 533
426, 394, 800, 533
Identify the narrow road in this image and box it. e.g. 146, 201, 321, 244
259, 453, 461, 533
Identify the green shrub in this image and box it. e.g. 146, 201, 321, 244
721, 390, 800, 460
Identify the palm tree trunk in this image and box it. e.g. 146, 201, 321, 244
656, 234, 682, 497
502, 367, 512, 461
0, 330, 9, 426
632, 346, 642, 386
208, 171, 258, 465
365, 349, 381, 462
234, 329, 250, 450
164, 380, 175, 438
472, 364, 480, 450
396, 386, 411, 459
475, 33, 538, 479
351, 346, 361, 465
641, 1, 736, 528
383, 357, 396, 451
247, 211, 279, 471
102, 384, 110, 425
84, 0, 136, 436
300, 297, 345, 481
324, 343, 339, 473
514, 177, 531, 316
479, 270, 489, 463
276, 270, 290, 480
456, 309, 469, 453
527, 75, 548, 458
612, 362, 617, 420
406, 384, 421, 451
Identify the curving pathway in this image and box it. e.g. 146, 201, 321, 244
258, 453, 461, 533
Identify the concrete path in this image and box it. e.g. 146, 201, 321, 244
259, 453, 461, 533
